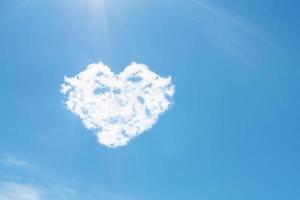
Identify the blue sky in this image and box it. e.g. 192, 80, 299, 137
1, 0, 300, 199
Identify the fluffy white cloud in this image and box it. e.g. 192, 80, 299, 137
0, 182, 40, 200
60, 62, 175, 148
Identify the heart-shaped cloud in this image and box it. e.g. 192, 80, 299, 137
60, 62, 175, 148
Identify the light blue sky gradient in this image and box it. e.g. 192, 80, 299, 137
1, 0, 300, 199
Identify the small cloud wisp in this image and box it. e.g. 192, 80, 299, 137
0, 182, 40, 200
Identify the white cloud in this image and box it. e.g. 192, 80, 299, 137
0, 156, 32, 169
60, 62, 175, 148
0, 182, 40, 200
